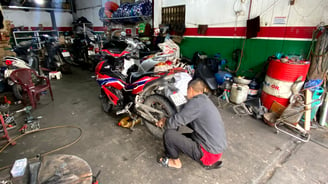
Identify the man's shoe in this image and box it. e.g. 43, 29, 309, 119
203, 160, 223, 170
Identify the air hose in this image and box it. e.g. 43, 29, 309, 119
0, 125, 83, 171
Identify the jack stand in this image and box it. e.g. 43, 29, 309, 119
0, 114, 16, 146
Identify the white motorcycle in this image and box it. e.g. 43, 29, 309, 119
2, 40, 42, 100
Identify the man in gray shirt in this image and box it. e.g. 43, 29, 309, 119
156, 79, 227, 169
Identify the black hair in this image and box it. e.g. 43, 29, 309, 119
188, 78, 206, 93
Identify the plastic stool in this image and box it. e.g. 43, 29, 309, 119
49, 71, 62, 80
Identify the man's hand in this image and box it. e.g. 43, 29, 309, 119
156, 117, 166, 128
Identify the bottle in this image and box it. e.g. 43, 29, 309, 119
248, 79, 259, 98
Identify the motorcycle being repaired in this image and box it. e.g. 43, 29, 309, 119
96, 34, 192, 137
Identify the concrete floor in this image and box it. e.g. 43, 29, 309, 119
0, 67, 328, 184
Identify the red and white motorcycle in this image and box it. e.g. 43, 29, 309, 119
96, 36, 192, 138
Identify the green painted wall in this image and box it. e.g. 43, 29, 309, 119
179, 37, 311, 78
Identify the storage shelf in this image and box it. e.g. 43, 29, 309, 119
16, 37, 37, 39
13, 30, 58, 48
101, 16, 151, 24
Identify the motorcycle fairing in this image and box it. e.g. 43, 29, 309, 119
95, 60, 105, 74
97, 76, 125, 90
128, 76, 160, 95
101, 50, 130, 58
101, 86, 120, 105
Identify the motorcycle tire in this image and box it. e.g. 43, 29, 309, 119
143, 95, 176, 139
12, 84, 23, 100
100, 90, 113, 113
55, 53, 72, 74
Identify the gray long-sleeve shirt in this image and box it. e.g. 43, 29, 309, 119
166, 94, 227, 154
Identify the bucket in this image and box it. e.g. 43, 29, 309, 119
215, 71, 232, 85
261, 59, 310, 110
230, 83, 249, 104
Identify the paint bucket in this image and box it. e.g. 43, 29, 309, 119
261, 59, 310, 110
230, 83, 249, 104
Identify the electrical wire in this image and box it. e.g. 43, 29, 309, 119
258, 0, 282, 17
227, 0, 253, 74
0, 125, 83, 171
279, 4, 292, 53
292, 0, 324, 19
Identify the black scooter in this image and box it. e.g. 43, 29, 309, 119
40, 35, 71, 74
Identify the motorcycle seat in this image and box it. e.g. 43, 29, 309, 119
16, 40, 34, 50
128, 71, 154, 84
107, 48, 124, 54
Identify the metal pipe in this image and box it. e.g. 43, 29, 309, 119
8, 5, 71, 12
319, 92, 328, 126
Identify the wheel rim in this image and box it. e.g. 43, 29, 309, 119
145, 101, 170, 136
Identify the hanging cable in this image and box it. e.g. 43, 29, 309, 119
227, 0, 253, 74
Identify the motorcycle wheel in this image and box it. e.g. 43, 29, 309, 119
55, 52, 72, 74
100, 90, 113, 113
143, 95, 176, 139
12, 84, 23, 100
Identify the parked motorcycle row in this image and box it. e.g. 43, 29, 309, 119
0, 34, 72, 100
60, 17, 103, 72
0, 18, 100, 100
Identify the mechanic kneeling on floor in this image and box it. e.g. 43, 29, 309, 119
156, 78, 227, 169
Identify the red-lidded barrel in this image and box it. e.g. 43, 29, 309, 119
261, 59, 310, 110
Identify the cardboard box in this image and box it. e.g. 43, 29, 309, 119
0, 40, 10, 48
0, 48, 5, 58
